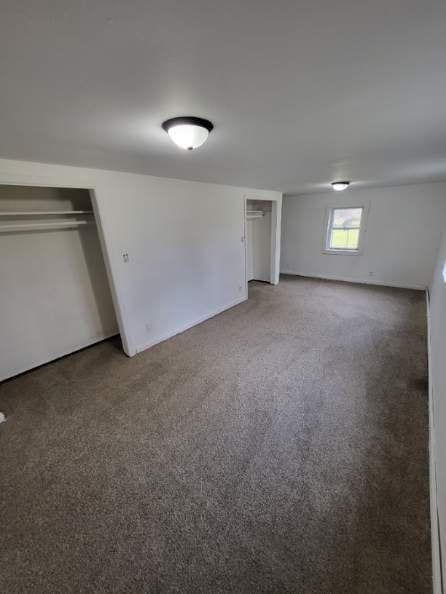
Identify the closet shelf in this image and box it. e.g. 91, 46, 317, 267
0, 220, 94, 233
0, 210, 94, 216
247, 210, 265, 219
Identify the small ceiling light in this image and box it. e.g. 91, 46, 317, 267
331, 181, 350, 191
162, 116, 214, 151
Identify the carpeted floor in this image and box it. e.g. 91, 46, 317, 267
0, 276, 431, 593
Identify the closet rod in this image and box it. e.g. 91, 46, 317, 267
0, 220, 94, 233
0, 210, 94, 216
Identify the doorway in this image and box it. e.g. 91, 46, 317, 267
246, 200, 272, 282
0, 184, 119, 380
245, 196, 281, 288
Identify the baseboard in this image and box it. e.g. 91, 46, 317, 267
280, 270, 425, 291
135, 295, 247, 355
426, 289, 443, 594
0, 328, 119, 382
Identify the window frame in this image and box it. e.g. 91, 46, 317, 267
323, 205, 366, 255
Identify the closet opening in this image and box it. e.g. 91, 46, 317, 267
245, 198, 278, 288
0, 185, 120, 381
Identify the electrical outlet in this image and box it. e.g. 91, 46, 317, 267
122, 252, 129, 263
145, 323, 151, 333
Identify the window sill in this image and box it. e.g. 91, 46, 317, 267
323, 249, 361, 256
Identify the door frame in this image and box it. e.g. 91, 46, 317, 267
0, 178, 129, 357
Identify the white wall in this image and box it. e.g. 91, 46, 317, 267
0, 227, 118, 381
281, 182, 446, 289
428, 219, 446, 593
0, 158, 281, 359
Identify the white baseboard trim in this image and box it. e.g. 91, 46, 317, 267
135, 295, 248, 355
0, 328, 119, 382
426, 289, 443, 594
280, 270, 425, 291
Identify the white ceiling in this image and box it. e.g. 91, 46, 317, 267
1, 0, 446, 194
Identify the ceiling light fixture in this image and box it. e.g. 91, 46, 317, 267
162, 116, 214, 151
331, 181, 350, 191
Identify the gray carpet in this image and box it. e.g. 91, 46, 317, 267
0, 276, 431, 593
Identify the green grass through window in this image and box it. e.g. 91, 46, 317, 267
329, 228, 359, 250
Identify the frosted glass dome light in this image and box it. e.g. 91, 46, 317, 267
162, 116, 214, 150
331, 181, 350, 191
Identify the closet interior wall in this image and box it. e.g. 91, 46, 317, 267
0, 185, 118, 381
246, 199, 272, 283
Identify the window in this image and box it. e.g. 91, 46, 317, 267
325, 207, 363, 253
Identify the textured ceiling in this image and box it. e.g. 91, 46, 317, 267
1, 0, 446, 194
